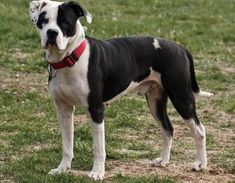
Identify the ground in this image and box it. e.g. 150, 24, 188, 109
0, 0, 234, 183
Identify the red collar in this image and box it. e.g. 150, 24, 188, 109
50, 40, 87, 70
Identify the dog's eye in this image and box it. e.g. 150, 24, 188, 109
57, 16, 76, 37
37, 11, 49, 29
61, 22, 68, 28
60, 20, 70, 28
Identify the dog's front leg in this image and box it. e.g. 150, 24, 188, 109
87, 107, 106, 180
49, 102, 74, 175
88, 121, 106, 180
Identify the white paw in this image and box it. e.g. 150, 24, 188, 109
48, 165, 70, 175
195, 91, 213, 98
199, 91, 213, 97
88, 170, 104, 181
151, 157, 169, 167
192, 160, 207, 171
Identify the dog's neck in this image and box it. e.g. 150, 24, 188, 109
45, 22, 86, 63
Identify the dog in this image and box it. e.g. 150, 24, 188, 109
29, 0, 213, 180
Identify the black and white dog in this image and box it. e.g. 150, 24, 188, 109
29, 0, 212, 180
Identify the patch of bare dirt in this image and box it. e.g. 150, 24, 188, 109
217, 64, 235, 75
11, 48, 29, 62
70, 159, 235, 183
0, 71, 48, 94
0, 174, 15, 183
0, 155, 5, 166
109, 160, 235, 183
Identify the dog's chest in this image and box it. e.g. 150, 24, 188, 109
49, 74, 89, 107
49, 65, 90, 107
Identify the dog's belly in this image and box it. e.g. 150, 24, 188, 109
105, 68, 162, 104
104, 81, 139, 104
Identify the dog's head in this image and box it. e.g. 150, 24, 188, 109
29, 0, 92, 51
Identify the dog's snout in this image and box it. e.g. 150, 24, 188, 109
47, 29, 58, 38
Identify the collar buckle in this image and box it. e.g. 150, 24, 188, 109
48, 64, 56, 79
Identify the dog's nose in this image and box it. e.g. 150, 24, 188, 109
47, 29, 58, 38
46, 29, 58, 46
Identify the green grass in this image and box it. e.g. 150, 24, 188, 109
0, 0, 235, 182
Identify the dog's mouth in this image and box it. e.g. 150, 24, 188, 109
44, 41, 64, 52
45, 38, 57, 47
44, 38, 65, 51
45, 42, 57, 49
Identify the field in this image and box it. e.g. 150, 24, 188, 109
0, 0, 235, 182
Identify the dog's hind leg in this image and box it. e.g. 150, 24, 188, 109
145, 84, 173, 167
185, 116, 207, 170
49, 102, 75, 175
162, 75, 207, 171
169, 94, 207, 170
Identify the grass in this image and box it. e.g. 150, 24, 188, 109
0, 0, 235, 182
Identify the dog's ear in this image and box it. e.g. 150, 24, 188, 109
29, 0, 50, 26
65, 1, 92, 24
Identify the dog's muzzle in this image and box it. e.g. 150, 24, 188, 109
46, 29, 58, 47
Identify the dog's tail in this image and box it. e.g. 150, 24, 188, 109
185, 48, 213, 97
